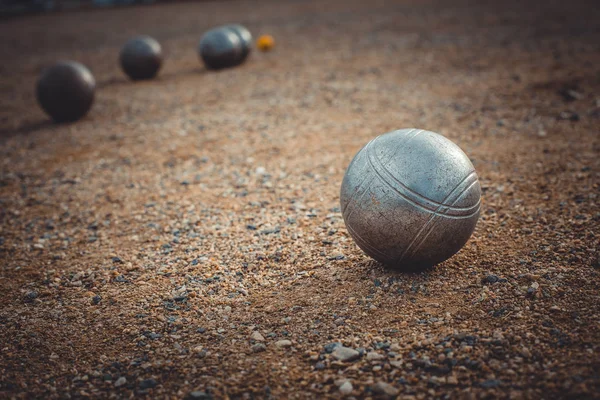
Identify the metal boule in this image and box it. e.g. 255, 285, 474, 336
36, 61, 96, 123
119, 35, 163, 81
224, 24, 252, 59
340, 128, 481, 271
198, 27, 244, 70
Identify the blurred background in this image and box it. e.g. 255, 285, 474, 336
0, 0, 170, 17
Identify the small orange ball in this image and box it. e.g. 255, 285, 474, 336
256, 35, 275, 52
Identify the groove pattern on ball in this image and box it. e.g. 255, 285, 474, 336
340, 128, 481, 270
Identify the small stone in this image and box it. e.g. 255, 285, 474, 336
252, 343, 267, 353
331, 346, 360, 362
25, 290, 38, 300
527, 282, 540, 297
559, 88, 584, 102
324, 342, 342, 353
537, 128, 547, 137
114, 376, 127, 387
339, 381, 353, 395
480, 379, 502, 388
275, 339, 292, 348
139, 378, 157, 389
187, 391, 212, 400
193, 346, 204, 353
447, 376, 458, 385
484, 275, 499, 284
372, 381, 399, 396
558, 111, 580, 121
250, 331, 265, 342
366, 351, 385, 361
315, 362, 326, 370
92, 295, 102, 305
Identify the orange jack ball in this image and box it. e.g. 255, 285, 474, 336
256, 35, 275, 52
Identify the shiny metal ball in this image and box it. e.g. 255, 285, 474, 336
119, 35, 163, 81
198, 27, 244, 70
224, 24, 252, 58
340, 129, 481, 271
36, 61, 95, 123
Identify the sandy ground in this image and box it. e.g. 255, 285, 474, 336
0, 0, 599, 398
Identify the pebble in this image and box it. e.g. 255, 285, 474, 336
558, 111, 580, 121
331, 346, 360, 362
114, 376, 127, 387
187, 391, 212, 400
372, 381, 399, 396
480, 379, 502, 388
275, 339, 292, 348
339, 380, 353, 395
25, 290, 38, 300
139, 378, 157, 389
324, 342, 342, 353
366, 351, 385, 361
250, 331, 265, 342
252, 343, 267, 353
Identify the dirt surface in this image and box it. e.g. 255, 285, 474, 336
1, 0, 599, 398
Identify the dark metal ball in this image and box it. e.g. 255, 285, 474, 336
119, 35, 163, 81
36, 61, 95, 123
224, 24, 252, 58
340, 129, 481, 271
198, 27, 244, 70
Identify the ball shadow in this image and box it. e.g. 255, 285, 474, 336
356, 257, 436, 277
97, 66, 209, 89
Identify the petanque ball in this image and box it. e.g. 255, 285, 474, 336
119, 35, 163, 81
36, 61, 95, 123
198, 27, 244, 70
224, 24, 252, 58
340, 128, 481, 271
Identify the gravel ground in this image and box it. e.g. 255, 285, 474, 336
0, 0, 599, 398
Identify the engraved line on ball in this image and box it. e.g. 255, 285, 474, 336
406, 179, 480, 261
343, 129, 420, 222
368, 140, 481, 214
343, 129, 429, 262
367, 142, 481, 217
395, 172, 477, 264
395, 173, 480, 265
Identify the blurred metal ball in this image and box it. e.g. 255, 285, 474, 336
119, 35, 163, 81
224, 24, 252, 58
198, 27, 244, 70
36, 61, 95, 123
340, 129, 481, 271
